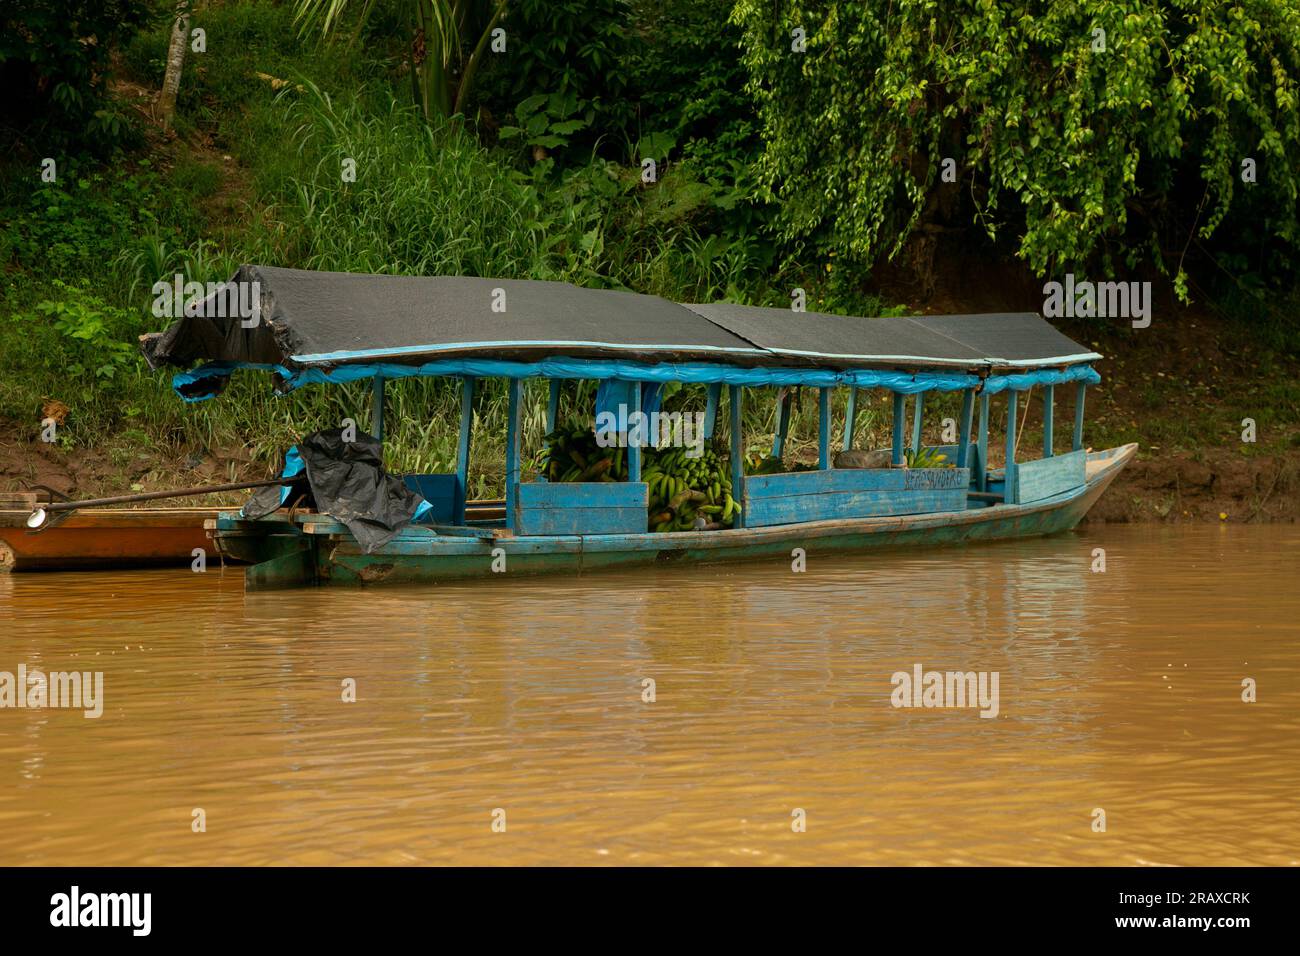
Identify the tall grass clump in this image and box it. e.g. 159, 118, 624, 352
245, 80, 776, 300
250, 83, 556, 278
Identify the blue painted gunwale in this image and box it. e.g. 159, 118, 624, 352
218, 444, 1137, 589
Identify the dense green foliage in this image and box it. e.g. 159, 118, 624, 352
290, 0, 504, 120
0, 0, 155, 152
734, 0, 1300, 294
0, 1, 818, 484
629, 0, 760, 180
0, 0, 1297, 495
478, 0, 634, 153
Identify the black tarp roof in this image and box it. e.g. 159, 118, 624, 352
141, 264, 1101, 373
684, 303, 1100, 368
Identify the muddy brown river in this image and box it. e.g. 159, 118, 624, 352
1, 525, 1296, 865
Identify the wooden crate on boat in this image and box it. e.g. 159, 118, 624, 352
743, 467, 970, 529
514, 482, 648, 536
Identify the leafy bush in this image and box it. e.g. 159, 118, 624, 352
0, 280, 146, 442
1, 163, 204, 299
476, 0, 634, 159
733, 0, 1300, 295
618, 1, 780, 290
0, 0, 155, 152
627, 0, 759, 180
498, 91, 594, 154
16, 281, 139, 386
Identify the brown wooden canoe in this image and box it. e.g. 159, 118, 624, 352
0, 497, 218, 571
0, 493, 507, 571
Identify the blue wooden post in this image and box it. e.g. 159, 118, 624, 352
1042, 383, 1055, 457
371, 376, 385, 442
818, 386, 831, 469
842, 387, 857, 451
1005, 390, 1019, 504
628, 378, 642, 482
704, 382, 721, 439
505, 378, 522, 531
547, 379, 561, 434
977, 391, 990, 491
455, 376, 475, 523
891, 392, 906, 465
771, 388, 791, 458
910, 391, 925, 453
1073, 383, 1087, 451
729, 385, 744, 528
956, 388, 975, 468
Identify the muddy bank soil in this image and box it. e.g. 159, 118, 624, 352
1083, 447, 1299, 522
0, 432, 265, 509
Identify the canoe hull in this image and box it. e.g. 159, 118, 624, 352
0, 508, 217, 572
226, 445, 1137, 590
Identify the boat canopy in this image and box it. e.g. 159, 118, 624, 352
681, 303, 1098, 369
141, 265, 1102, 399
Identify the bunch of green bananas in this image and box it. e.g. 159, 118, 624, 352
542, 419, 628, 483
641, 445, 741, 532
904, 446, 952, 469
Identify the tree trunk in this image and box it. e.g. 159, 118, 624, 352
158, 1, 191, 129
452, 2, 507, 119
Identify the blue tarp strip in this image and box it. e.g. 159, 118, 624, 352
172, 357, 1099, 401
289, 359, 980, 392
980, 363, 1101, 394
237, 444, 304, 517
594, 380, 630, 420
278, 445, 304, 504
172, 361, 286, 403
641, 382, 663, 417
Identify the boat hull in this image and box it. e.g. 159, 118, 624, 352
222, 445, 1137, 590
0, 507, 218, 572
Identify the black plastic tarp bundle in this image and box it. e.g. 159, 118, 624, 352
242, 429, 428, 553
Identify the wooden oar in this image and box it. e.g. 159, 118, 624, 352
26, 478, 295, 532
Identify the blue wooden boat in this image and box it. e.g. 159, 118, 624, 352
142, 266, 1134, 590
